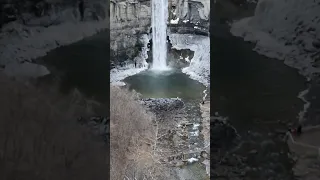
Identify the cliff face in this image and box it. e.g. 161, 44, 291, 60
231, 0, 320, 77
110, 0, 151, 65
110, 0, 211, 66
0, 0, 211, 77
169, 0, 210, 35
169, 0, 210, 23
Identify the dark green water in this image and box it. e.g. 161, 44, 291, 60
36, 31, 110, 102
211, 25, 307, 179
124, 69, 205, 100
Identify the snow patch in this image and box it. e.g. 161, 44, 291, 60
110, 65, 147, 86
0, 20, 108, 67
190, 130, 199, 137
297, 88, 311, 123
192, 123, 200, 130
183, 19, 189, 23
187, 157, 199, 163
170, 18, 180, 24
169, 34, 210, 86
230, 0, 320, 78
202, 159, 210, 176
185, 56, 190, 62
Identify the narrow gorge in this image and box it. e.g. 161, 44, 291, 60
110, 0, 210, 179
1, 0, 320, 179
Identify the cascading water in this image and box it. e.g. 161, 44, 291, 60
151, 0, 169, 70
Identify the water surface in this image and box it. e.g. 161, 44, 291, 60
124, 69, 206, 100
211, 25, 307, 179
36, 32, 110, 101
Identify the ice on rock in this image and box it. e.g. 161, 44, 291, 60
169, 34, 210, 86
187, 157, 199, 163
170, 18, 180, 24
230, 0, 320, 77
110, 34, 149, 85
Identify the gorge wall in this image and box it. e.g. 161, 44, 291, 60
110, 0, 151, 66
231, 0, 320, 77
0, 0, 212, 76
110, 0, 211, 67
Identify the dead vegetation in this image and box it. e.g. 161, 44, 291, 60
0, 74, 109, 180
0, 72, 168, 180
110, 86, 167, 180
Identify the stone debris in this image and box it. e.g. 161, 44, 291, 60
139, 97, 209, 176
139, 98, 184, 112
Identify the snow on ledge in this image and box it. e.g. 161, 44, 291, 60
170, 18, 180, 24
230, 0, 320, 77
169, 34, 210, 86
110, 65, 147, 86
187, 157, 199, 163
0, 19, 108, 77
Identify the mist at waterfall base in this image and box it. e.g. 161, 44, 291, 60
151, 0, 169, 71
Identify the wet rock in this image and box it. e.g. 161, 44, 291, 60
140, 98, 184, 113
201, 151, 209, 158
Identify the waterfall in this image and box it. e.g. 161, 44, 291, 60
151, 0, 169, 70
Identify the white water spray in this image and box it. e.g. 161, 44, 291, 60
151, 0, 169, 70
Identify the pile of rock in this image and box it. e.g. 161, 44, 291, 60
139, 98, 184, 112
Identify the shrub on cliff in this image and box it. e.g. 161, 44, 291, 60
110, 86, 164, 180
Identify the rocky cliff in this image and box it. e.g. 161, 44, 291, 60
110, 0, 211, 66
0, 0, 109, 78
0, 0, 211, 77
231, 0, 320, 77
110, 0, 151, 66
169, 0, 210, 35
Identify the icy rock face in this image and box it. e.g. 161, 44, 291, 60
169, 33, 210, 86
110, 34, 149, 86
0, 0, 109, 78
110, 0, 152, 63
169, 0, 210, 25
231, 0, 320, 77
